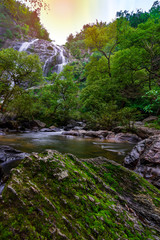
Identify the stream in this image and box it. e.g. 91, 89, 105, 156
0, 131, 134, 163
0, 131, 135, 194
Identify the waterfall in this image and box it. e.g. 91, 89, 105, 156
43, 44, 68, 76
43, 47, 58, 76
19, 39, 38, 52
56, 45, 68, 74
18, 39, 68, 77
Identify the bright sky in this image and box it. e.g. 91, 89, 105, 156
31, 0, 154, 44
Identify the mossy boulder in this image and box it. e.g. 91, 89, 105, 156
0, 150, 160, 239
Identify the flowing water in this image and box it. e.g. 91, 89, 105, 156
0, 132, 134, 163
43, 43, 68, 76
0, 132, 135, 194
19, 39, 38, 52
56, 45, 68, 74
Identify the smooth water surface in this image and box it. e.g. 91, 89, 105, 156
0, 132, 134, 163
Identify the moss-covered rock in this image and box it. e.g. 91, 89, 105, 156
0, 150, 160, 239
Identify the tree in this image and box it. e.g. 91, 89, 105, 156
120, 18, 160, 90
32, 66, 79, 125
1, 0, 49, 16
112, 47, 147, 103
84, 21, 118, 78
0, 48, 43, 112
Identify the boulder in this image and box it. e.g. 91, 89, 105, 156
142, 116, 158, 124
124, 135, 160, 188
135, 126, 160, 139
62, 130, 141, 143
114, 133, 141, 144
40, 128, 52, 132
34, 120, 46, 128
49, 126, 61, 132
62, 130, 109, 138
0, 150, 160, 238
0, 145, 27, 164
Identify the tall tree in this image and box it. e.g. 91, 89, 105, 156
84, 21, 118, 78
0, 48, 43, 112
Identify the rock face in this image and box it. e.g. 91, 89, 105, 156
124, 135, 160, 188
0, 150, 160, 239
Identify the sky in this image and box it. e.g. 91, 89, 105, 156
37, 0, 153, 44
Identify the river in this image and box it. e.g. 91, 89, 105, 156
0, 131, 134, 164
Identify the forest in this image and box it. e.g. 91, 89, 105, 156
0, 2, 160, 239
0, 0, 160, 130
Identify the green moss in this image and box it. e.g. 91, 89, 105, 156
0, 151, 160, 239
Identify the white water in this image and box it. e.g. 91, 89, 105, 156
19, 39, 38, 52
43, 43, 68, 76
56, 45, 68, 74
0, 184, 5, 195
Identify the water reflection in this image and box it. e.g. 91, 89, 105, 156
0, 132, 134, 164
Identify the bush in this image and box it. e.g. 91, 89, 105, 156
5, 29, 13, 39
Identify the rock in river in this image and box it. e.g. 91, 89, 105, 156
124, 134, 160, 189
0, 145, 27, 164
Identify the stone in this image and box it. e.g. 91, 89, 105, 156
142, 116, 158, 124
124, 135, 160, 188
0, 145, 27, 164
115, 133, 141, 144
40, 128, 52, 132
34, 120, 46, 128
135, 126, 160, 139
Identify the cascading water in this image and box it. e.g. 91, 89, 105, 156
43, 43, 68, 76
56, 45, 68, 74
19, 39, 38, 52
18, 39, 68, 77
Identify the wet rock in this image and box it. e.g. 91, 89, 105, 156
49, 126, 61, 132
62, 130, 140, 143
124, 135, 160, 188
34, 119, 46, 128
0, 130, 5, 136
40, 128, 52, 132
142, 116, 158, 124
64, 121, 86, 131
114, 133, 141, 144
0, 146, 27, 163
135, 126, 160, 139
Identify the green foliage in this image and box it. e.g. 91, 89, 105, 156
118, 107, 140, 129
21, 24, 29, 35
7, 87, 34, 119
143, 89, 160, 114
0, 48, 43, 118
32, 66, 79, 125
0, 1, 50, 42
5, 29, 13, 39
